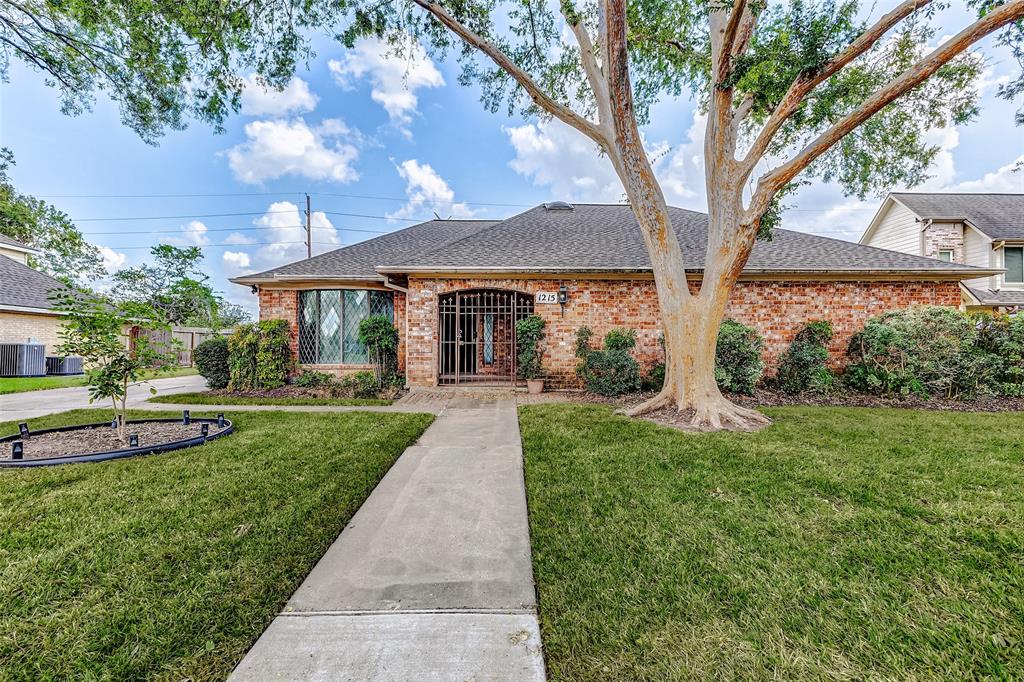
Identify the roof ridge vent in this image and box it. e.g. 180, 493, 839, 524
544, 201, 574, 211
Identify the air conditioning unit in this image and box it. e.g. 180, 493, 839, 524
0, 342, 46, 377
46, 355, 84, 376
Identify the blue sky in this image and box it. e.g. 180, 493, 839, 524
1, 3, 1023, 316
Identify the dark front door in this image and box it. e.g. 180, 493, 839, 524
437, 289, 534, 385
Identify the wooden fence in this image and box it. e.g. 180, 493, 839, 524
130, 326, 231, 366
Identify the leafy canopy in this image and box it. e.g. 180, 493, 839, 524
0, 148, 104, 283
344, 0, 1020, 200
111, 244, 250, 329
0, 0, 346, 143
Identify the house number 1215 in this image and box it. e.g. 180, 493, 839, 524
535, 292, 558, 304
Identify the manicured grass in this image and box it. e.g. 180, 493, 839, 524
0, 408, 433, 680
147, 392, 392, 407
519, 404, 1024, 680
0, 367, 199, 395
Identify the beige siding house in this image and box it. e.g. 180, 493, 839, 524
0, 235, 65, 354
861, 193, 1024, 311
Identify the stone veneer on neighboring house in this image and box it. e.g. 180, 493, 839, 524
922, 222, 965, 263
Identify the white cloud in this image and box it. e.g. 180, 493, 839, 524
240, 75, 318, 116
222, 250, 251, 271
328, 37, 444, 134
388, 159, 475, 221
181, 220, 210, 246
224, 232, 257, 245
503, 116, 707, 210
226, 118, 360, 185
98, 246, 126, 271
250, 201, 341, 270
946, 155, 1024, 193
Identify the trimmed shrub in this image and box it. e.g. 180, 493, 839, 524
193, 336, 229, 389
775, 320, 834, 395
229, 320, 294, 391
844, 306, 1009, 399
348, 370, 379, 398
641, 362, 666, 392
715, 319, 764, 395
516, 315, 546, 380
576, 327, 642, 396
295, 370, 335, 388
358, 315, 400, 387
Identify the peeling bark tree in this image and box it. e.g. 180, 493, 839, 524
347, 0, 1024, 431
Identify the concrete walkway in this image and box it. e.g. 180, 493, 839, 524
229, 395, 546, 681
0, 374, 208, 421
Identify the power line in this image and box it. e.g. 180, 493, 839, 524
110, 240, 339, 250
74, 209, 299, 222
80, 224, 391, 236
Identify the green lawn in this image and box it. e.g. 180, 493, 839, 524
519, 404, 1024, 681
0, 367, 199, 395
0, 408, 432, 680
147, 392, 392, 407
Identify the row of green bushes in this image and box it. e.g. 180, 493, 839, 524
193, 316, 400, 393
573, 306, 1024, 400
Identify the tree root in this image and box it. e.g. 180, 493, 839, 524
618, 391, 772, 433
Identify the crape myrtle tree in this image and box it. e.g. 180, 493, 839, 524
339, 0, 1024, 431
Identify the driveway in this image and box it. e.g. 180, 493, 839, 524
0, 374, 208, 422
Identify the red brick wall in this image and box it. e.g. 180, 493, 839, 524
403, 277, 963, 388
257, 287, 406, 378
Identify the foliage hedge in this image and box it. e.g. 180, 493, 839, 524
775, 320, 834, 395
576, 327, 642, 396
846, 306, 1024, 399
228, 320, 294, 391
193, 336, 229, 389
516, 315, 546, 380
358, 316, 399, 387
714, 320, 764, 395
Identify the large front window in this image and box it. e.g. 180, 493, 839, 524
299, 289, 394, 364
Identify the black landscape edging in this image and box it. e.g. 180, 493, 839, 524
0, 417, 234, 468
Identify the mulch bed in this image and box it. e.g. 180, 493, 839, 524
2, 421, 229, 461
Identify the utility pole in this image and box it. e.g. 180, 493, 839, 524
305, 193, 312, 259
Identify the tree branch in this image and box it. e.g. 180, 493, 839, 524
747, 0, 1024, 221
719, 0, 748, 77
741, 0, 933, 173
564, 10, 614, 141
409, 0, 609, 147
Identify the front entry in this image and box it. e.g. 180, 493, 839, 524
438, 289, 534, 385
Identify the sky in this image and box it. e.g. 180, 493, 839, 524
1, 3, 1023, 317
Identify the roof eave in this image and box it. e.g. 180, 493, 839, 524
230, 274, 386, 286
375, 265, 1003, 280
0, 303, 59, 315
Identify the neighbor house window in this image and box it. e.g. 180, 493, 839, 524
298, 289, 394, 364
1006, 247, 1024, 285
937, 249, 953, 262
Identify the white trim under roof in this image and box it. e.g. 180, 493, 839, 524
0, 303, 60, 316
0, 241, 41, 257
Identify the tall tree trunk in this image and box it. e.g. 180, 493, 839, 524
604, 0, 770, 431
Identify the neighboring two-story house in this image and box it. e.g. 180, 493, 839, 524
860, 193, 1024, 311
0, 234, 66, 355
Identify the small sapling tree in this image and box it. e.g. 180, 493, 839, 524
52, 288, 179, 443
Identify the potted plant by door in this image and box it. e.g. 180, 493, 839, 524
516, 314, 546, 393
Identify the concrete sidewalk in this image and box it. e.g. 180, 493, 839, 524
228, 396, 546, 681
0, 374, 208, 421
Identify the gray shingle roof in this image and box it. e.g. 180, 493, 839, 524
964, 286, 1024, 307
0, 255, 63, 311
892, 193, 1024, 240
0, 234, 35, 251
234, 203, 996, 283
234, 219, 498, 282
383, 204, 992, 275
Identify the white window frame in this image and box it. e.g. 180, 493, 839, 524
1004, 246, 1024, 288
937, 249, 954, 262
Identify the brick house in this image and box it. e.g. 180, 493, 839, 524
231, 203, 997, 388
0, 234, 66, 356
860, 193, 1024, 311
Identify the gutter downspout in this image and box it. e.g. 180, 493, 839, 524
382, 275, 410, 386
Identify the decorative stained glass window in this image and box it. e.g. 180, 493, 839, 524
298, 289, 393, 364
483, 313, 494, 364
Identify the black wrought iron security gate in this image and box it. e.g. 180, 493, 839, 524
438, 290, 534, 385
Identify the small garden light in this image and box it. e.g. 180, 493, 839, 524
217, 413, 226, 427
201, 423, 210, 438
129, 434, 139, 447
111, 417, 118, 429
18, 423, 30, 439
182, 410, 191, 425
12, 441, 23, 459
